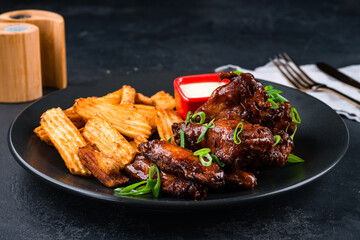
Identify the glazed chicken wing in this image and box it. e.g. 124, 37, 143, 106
139, 140, 225, 188
125, 155, 208, 199
224, 168, 257, 189
195, 72, 294, 134
172, 120, 293, 169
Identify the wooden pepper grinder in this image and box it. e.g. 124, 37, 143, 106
0, 23, 42, 103
0, 9, 67, 89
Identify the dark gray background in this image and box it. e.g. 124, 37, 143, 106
1, 0, 359, 239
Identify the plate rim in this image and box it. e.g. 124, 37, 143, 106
7, 79, 350, 210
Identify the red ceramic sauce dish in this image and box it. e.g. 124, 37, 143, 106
174, 73, 230, 119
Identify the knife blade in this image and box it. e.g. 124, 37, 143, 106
316, 62, 360, 90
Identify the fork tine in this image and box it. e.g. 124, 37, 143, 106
283, 53, 315, 85
269, 57, 303, 89
278, 53, 311, 87
274, 55, 308, 89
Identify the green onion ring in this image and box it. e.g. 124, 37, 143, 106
191, 112, 206, 124
273, 135, 281, 147
196, 119, 216, 143
167, 136, 172, 142
290, 107, 301, 124
194, 148, 211, 156
290, 124, 298, 140
212, 154, 225, 167
199, 153, 212, 166
185, 111, 192, 125
233, 122, 244, 144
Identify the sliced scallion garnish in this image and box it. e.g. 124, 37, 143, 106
194, 148, 212, 166
148, 164, 161, 197
265, 85, 289, 105
191, 111, 206, 124
185, 111, 192, 125
233, 122, 244, 144
233, 70, 243, 75
114, 164, 161, 197
196, 118, 215, 143
212, 154, 225, 167
167, 136, 172, 142
273, 135, 281, 147
290, 124, 298, 140
180, 129, 185, 148
290, 107, 301, 124
287, 153, 304, 163
268, 99, 279, 109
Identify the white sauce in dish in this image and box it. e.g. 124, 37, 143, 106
180, 82, 226, 98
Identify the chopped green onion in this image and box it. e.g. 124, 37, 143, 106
290, 124, 298, 140
268, 99, 279, 109
290, 107, 301, 124
194, 148, 212, 156
194, 148, 213, 166
212, 154, 225, 167
167, 136, 172, 142
271, 93, 289, 103
199, 153, 213, 166
287, 153, 304, 163
265, 85, 274, 91
149, 164, 161, 197
273, 135, 281, 146
114, 165, 161, 197
196, 118, 215, 143
233, 70, 243, 75
114, 179, 156, 196
207, 118, 216, 129
185, 111, 192, 125
233, 122, 244, 144
265, 85, 289, 104
180, 129, 185, 148
191, 111, 206, 124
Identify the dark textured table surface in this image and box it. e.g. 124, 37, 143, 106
1, 0, 360, 239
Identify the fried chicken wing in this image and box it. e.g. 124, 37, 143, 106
195, 72, 294, 134
139, 140, 225, 188
196, 72, 272, 124
125, 155, 208, 199
224, 169, 257, 189
172, 120, 293, 169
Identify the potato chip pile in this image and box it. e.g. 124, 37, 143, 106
34, 85, 183, 187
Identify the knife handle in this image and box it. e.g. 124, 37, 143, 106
318, 86, 360, 107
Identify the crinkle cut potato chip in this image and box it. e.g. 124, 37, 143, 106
151, 91, 176, 110
156, 109, 183, 144
34, 106, 86, 145
40, 107, 91, 176
34, 125, 53, 146
82, 114, 136, 172
120, 85, 136, 105
78, 144, 129, 188
118, 104, 157, 129
135, 93, 154, 106
74, 97, 152, 139
99, 88, 123, 104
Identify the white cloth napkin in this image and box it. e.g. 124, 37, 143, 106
215, 63, 360, 122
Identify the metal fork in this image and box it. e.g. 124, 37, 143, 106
270, 53, 360, 107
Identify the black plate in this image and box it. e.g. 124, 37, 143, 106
8, 72, 349, 210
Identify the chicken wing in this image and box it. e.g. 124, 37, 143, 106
125, 155, 208, 199
224, 168, 257, 189
139, 140, 225, 188
195, 72, 294, 134
172, 120, 293, 169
